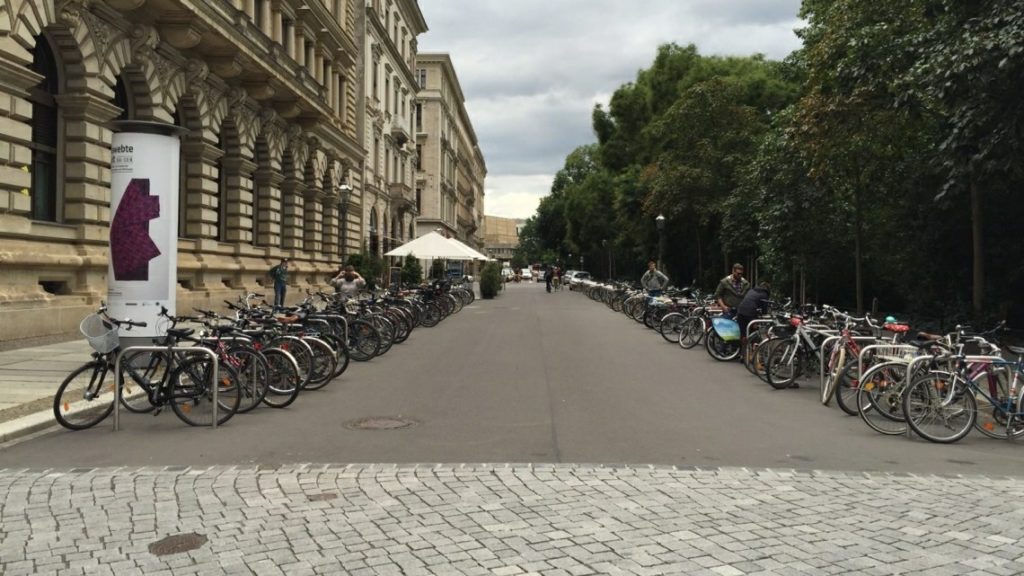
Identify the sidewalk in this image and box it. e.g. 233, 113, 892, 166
0, 340, 91, 443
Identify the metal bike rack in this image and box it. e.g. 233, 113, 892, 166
746, 318, 775, 340
818, 335, 877, 391
114, 345, 219, 431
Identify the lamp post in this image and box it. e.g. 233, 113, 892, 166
337, 183, 352, 260
656, 214, 665, 271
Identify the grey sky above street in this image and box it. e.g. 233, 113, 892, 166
417, 0, 804, 220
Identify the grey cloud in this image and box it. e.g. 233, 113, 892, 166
417, 0, 804, 212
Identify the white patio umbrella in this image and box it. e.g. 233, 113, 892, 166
446, 237, 490, 261
384, 231, 476, 259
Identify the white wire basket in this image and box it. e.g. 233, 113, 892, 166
80, 314, 119, 354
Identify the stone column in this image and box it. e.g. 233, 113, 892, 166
272, 4, 283, 43
54, 94, 123, 233
220, 156, 256, 243
303, 188, 323, 253
181, 140, 224, 239
280, 176, 305, 250
245, 0, 256, 19
253, 167, 283, 247
322, 193, 339, 258
260, 0, 272, 36
325, 61, 334, 106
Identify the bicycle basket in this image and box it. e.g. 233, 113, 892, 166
80, 314, 119, 354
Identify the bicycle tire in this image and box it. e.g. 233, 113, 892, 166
856, 362, 910, 435
53, 361, 115, 431
301, 336, 337, 390
677, 316, 706, 349
822, 345, 846, 406
169, 357, 241, 426
833, 359, 866, 416
659, 312, 687, 343
347, 319, 381, 361
261, 348, 301, 408
903, 373, 975, 444
317, 333, 350, 379
705, 329, 740, 362
766, 339, 799, 389
117, 349, 162, 414
420, 302, 442, 328
225, 345, 270, 413
969, 367, 1024, 440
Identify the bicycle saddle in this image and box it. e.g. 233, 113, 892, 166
165, 327, 195, 339
1007, 345, 1024, 355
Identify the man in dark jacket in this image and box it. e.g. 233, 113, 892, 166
544, 266, 554, 293
736, 280, 771, 342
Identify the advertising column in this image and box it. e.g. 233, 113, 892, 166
107, 121, 185, 338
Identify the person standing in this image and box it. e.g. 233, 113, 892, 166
331, 265, 366, 300
641, 259, 669, 296
269, 258, 290, 310
544, 265, 554, 293
714, 263, 751, 316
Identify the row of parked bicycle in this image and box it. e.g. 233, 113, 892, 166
53, 280, 476, 430
576, 279, 1024, 444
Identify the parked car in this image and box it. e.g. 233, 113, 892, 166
568, 271, 591, 290
501, 268, 514, 282
521, 268, 533, 282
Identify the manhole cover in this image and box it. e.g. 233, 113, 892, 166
344, 416, 419, 430
308, 492, 338, 502
148, 533, 207, 556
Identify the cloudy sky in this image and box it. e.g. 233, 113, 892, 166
416, 1, 805, 220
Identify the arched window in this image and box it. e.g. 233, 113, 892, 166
174, 108, 188, 238
113, 75, 133, 120
27, 35, 60, 222
369, 207, 379, 255
252, 141, 266, 245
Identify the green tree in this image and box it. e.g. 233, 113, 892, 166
400, 254, 423, 286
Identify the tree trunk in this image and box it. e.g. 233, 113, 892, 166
695, 226, 703, 286
971, 181, 984, 318
854, 189, 864, 315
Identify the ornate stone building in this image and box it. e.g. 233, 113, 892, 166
413, 52, 485, 252
0, 0, 363, 345
357, 0, 425, 260
483, 215, 521, 263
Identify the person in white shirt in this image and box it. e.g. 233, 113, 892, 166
331, 265, 366, 299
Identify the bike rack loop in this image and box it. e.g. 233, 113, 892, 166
746, 318, 774, 340
114, 345, 219, 431
818, 335, 877, 391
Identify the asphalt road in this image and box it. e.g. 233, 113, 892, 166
2, 281, 1023, 475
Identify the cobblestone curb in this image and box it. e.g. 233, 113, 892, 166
2, 464, 1023, 575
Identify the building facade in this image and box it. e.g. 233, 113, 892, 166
357, 0, 425, 260
0, 0, 363, 345
483, 215, 522, 263
413, 53, 484, 252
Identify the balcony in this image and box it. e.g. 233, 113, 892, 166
388, 182, 415, 212
391, 115, 411, 147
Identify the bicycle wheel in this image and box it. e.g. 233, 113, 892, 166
857, 362, 910, 435
225, 345, 269, 414
261, 348, 301, 409
348, 319, 381, 361
705, 329, 740, 362
302, 337, 338, 391
169, 357, 241, 426
371, 315, 396, 356
53, 361, 115, 431
271, 336, 314, 389
317, 333, 350, 379
834, 359, 867, 416
420, 302, 442, 327
970, 366, 1024, 440
659, 312, 687, 343
116, 350, 162, 413
766, 339, 800, 390
677, 317, 706, 349
822, 345, 846, 406
903, 373, 975, 444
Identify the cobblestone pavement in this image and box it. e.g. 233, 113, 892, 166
2, 464, 1024, 576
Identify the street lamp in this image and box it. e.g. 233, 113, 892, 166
655, 214, 666, 271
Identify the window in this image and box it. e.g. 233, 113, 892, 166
369, 207, 379, 255
216, 133, 227, 242
372, 60, 379, 99
384, 76, 390, 111
393, 84, 398, 114
174, 109, 188, 238
113, 75, 133, 120
415, 103, 422, 132
416, 188, 421, 212
416, 68, 426, 89
415, 145, 422, 170
28, 36, 60, 222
